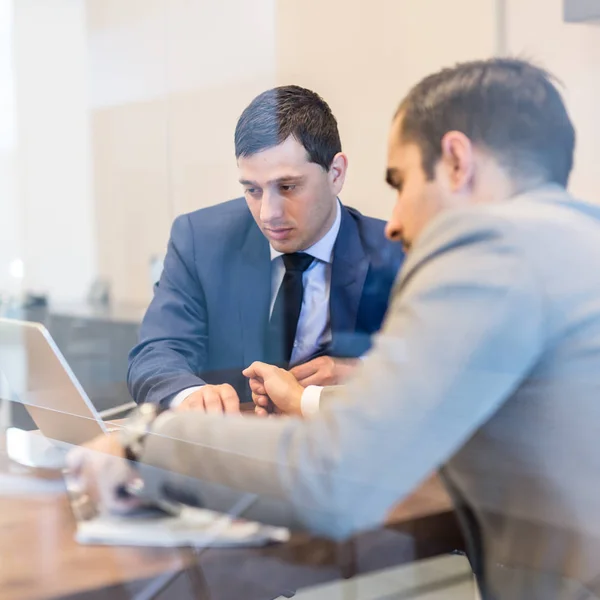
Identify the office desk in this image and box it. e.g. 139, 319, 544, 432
0, 441, 463, 600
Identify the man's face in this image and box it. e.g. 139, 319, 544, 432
238, 136, 346, 253
384, 116, 449, 251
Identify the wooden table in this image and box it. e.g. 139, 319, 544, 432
0, 428, 463, 600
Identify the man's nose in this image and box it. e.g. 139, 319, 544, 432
385, 220, 403, 242
260, 191, 285, 224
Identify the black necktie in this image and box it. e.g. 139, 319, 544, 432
267, 252, 315, 366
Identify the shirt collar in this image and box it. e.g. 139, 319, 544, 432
270, 200, 342, 264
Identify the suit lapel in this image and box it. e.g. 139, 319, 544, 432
330, 206, 369, 344
236, 223, 271, 368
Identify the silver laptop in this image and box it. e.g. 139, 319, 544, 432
0, 318, 108, 445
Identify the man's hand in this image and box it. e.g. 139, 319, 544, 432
243, 362, 305, 417
175, 384, 240, 414
66, 434, 141, 516
290, 356, 359, 387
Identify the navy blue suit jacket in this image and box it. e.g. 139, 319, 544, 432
128, 198, 404, 406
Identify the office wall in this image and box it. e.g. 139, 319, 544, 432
505, 0, 600, 202
12, 0, 97, 303
275, 0, 499, 220
276, 0, 600, 215
0, 0, 21, 299
89, 0, 499, 305
10, 0, 594, 306
87, 0, 277, 305
87, 0, 172, 308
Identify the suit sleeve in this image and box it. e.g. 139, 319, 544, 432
140, 211, 544, 538
128, 215, 209, 406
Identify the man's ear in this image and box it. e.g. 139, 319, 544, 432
439, 131, 475, 192
329, 152, 348, 195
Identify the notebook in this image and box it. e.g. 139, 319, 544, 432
75, 505, 290, 548
65, 469, 289, 548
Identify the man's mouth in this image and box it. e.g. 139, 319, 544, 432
265, 227, 294, 241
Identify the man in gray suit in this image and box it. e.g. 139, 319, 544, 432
72, 58, 600, 599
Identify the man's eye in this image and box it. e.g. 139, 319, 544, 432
245, 188, 260, 196
280, 185, 296, 192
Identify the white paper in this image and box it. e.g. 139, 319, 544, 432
76, 505, 290, 548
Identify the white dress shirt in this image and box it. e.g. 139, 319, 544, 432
172, 201, 341, 411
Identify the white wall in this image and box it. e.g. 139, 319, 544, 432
86, 0, 504, 304
276, 0, 499, 220
87, 0, 277, 304
0, 0, 22, 300
506, 0, 600, 202
13, 0, 97, 302
5, 0, 600, 308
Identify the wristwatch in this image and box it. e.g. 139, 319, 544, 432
120, 403, 165, 463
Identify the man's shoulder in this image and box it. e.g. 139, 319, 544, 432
411, 187, 574, 252
407, 204, 522, 268
343, 205, 386, 234
465, 187, 600, 252
184, 197, 253, 233
170, 198, 257, 263
402, 186, 600, 278
341, 205, 404, 266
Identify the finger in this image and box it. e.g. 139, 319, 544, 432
254, 406, 269, 417
218, 385, 240, 414
243, 361, 276, 379
252, 392, 270, 407
98, 474, 139, 515
95, 456, 141, 515
74, 447, 108, 516
289, 359, 319, 381
79, 461, 101, 512
202, 388, 223, 414
296, 373, 329, 387
248, 378, 267, 396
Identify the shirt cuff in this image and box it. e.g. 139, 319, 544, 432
301, 385, 323, 417
170, 386, 203, 408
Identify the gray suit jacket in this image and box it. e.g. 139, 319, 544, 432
139, 186, 600, 599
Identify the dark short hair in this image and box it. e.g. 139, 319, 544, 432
397, 58, 575, 187
234, 85, 342, 171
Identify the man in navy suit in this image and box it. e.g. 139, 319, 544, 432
128, 85, 403, 412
